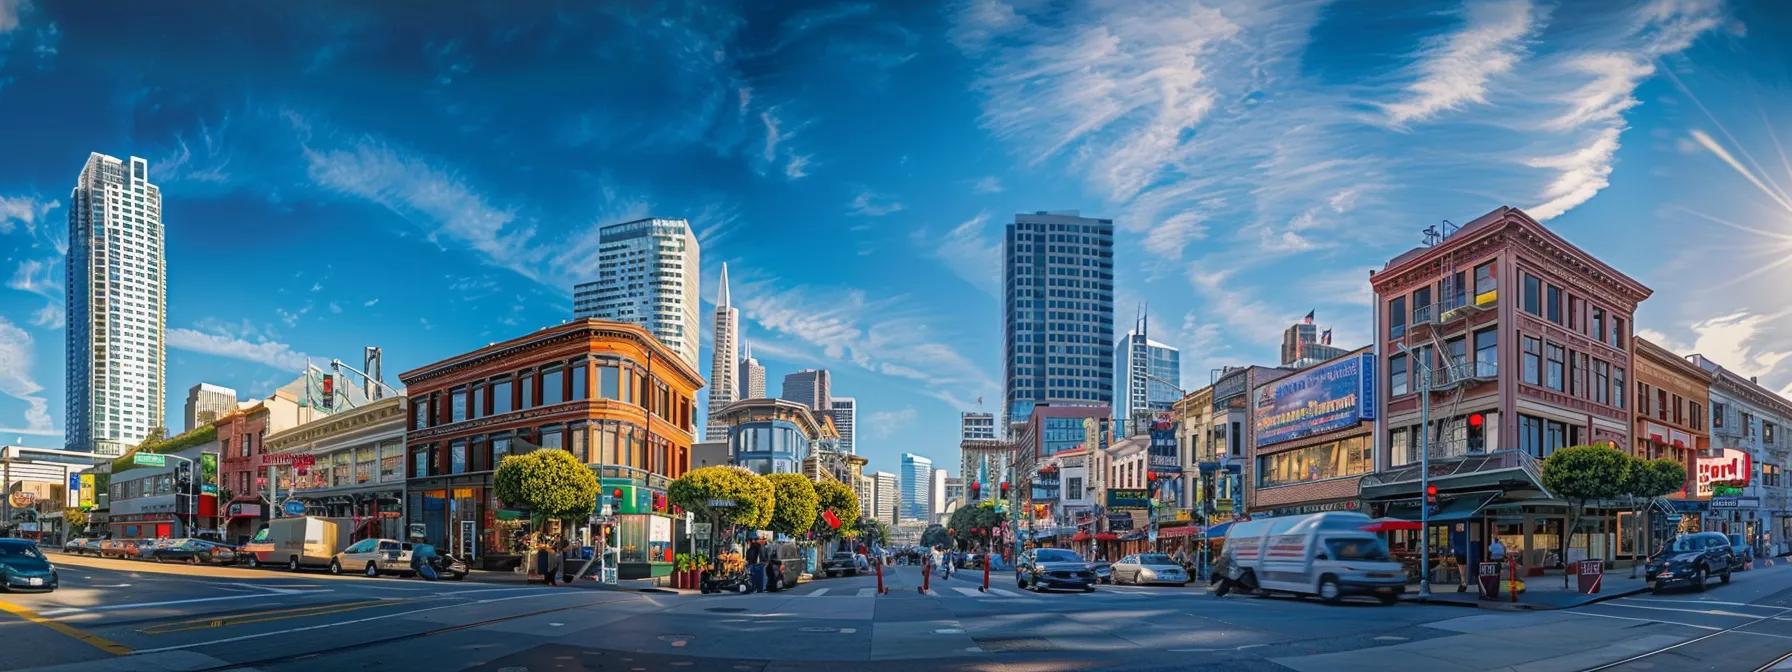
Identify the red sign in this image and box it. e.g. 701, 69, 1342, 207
823, 510, 842, 529
1696, 449, 1752, 497
257, 453, 316, 469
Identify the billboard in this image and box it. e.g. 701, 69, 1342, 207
1106, 488, 1151, 511
1149, 425, 1180, 472
1253, 353, 1375, 448
1696, 448, 1751, 498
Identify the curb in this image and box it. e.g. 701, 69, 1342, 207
1403, 584, 1649, 611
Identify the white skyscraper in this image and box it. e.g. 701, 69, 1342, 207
1113, 310, 1181, 434
184, 383, 237, 431
739, 340, 766, 400
704, 264, 739, 442
830, 397, 857, 454
930, 468, 948, 521
67, 153, 165, 456
856, 473, 876, 519
874, 471, 899, 525
572, 217, 701, 368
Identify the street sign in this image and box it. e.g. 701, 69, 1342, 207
706, 498, 736, 507
282, 499, 306, 516
132, 453, 167, 467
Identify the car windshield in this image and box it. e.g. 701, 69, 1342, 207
1137, 554, 1174, 565
1324, 538, 1391, 562
1035, 549, 1082, 563
0, 544, 45, 560
1671, 536, 1705, 552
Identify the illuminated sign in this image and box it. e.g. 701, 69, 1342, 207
1696, 449, 1751, 498
1254, 353, 1376, 447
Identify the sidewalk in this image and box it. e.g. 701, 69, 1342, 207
462, 566, 691, 594
1402, 568, 1650, 610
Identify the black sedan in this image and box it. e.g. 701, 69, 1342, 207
1015, 548, 1096, 592
149, 539, 238, 565
0, 539, 58, 592
1647, 531, 1736, 593
821, 552, 860, 577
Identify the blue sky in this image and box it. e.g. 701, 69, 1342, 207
3, 1, 1791, 479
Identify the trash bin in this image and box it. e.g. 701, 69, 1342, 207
1478, 562, 1503, 600
1577, 559, 1603, 594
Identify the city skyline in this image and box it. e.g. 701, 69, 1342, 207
3, 2, 1792, 484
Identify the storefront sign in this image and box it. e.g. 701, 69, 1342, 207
79, 473, 96, 509
132, 453, 167, 468
257, 452, 316, 469
1254, 353, 1375, 448
1709, 496, 1760, 510
282, 499, 307, 516
1106, 488, 1150, 510
226, 503, 262, 518
1267, 500, 1360, 516
649, 515, 672, 543
1696, 449, 1751, 498
1107, 513, 1134, 531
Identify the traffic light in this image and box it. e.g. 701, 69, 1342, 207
970, 481, 981, 500
174, 461, 193, 490
1425, 484, 1439, 505
1466, 413, 1486, 452
321, 373, 335, 410
999, 481, 1010, 498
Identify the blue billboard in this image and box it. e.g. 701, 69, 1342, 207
1253, 352, 1375, 448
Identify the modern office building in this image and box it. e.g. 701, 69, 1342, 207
571, 217, 701, 369
830, 397, 857, 454
1113, 311, 1181, 433
1003, 211, 1115, 433
780, 369, 831, 412
66, 153, 165, 456
1281, 311, 1351, 369
739, 340, 766, 400
184, 383, 238, 432
400, 318, 703, 572
898, 453, 932, 522
705, 264, 740, 443
873, 470, 899, 525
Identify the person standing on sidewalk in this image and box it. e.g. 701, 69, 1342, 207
745, 537, 765, 593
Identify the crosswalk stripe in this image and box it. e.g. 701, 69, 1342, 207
807, 588, 829, 597
951, 587, 987, 598
987, 588, 1024, 598
856, 588, 876, 597
924, 589, 941, 596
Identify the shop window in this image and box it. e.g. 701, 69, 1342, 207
1389, 296, 1406, 339
1474, 327, 1497, 377
1522, 336, 1541, 385
1474, 261, 1497, 305
380, 441, 404, 483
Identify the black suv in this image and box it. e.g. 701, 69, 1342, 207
1015, 548, 1096, 592
1646, 531, 1736, 593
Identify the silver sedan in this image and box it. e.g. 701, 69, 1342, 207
1112, 553, 1190, 586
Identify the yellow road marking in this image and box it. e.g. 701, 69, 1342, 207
0, 598, 133, 655
137, 599, 393, 635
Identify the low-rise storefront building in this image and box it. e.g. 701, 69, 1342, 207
1248, 348, 1376, 519
262, 396, 408, 541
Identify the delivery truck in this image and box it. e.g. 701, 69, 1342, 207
1219, 511, 1406, 604
248, 516, 361, 571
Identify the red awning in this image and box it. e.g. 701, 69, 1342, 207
1361, 517, 1422, 533
1094, 533, 1119, 541
1157, 525, 1203, 539
1071, 532, 1091, 542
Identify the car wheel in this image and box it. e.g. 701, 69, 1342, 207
366, 563, 380, 578
1722, 568, 1732, 585
1083, 584, 1096, 593
288, 557, 301, 572
1017, 574, 1026, 590
189, 556, 201, 565
329, 560, 343, 575
1318, 576, 1343, 604
1377, 594, 1399, 605
1693, 567, 1708, 591
247, 555, 259, 569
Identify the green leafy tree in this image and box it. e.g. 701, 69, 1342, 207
857, 518, 891, 547
765, 473, 818, 537
810, 480, 860, 541
1623, 458, 1688, 575
920, 524, 951, 549
669, 466, 776, 532
493, 449, 600, 525
64, 508, 88, 533
1541, 444, 1631, 587
947, 501, 1006, 549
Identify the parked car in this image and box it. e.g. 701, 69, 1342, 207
61, 537, 93, 555
1090, 561, 1113, 584
1015, 547, 1096, 592
1728, 534, 1755, 570
821, 551, 860, 578
1112, 553, 1190, 586
150, 539, 238, 565
332, 538, 414, 577
1648, 531, 1736, 593
0, 539, 57, 592
1221, 511, 1404, 604
98, 539, 134, 559
854, 553, 871, 573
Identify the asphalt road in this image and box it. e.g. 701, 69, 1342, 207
5, 553, 1791, 671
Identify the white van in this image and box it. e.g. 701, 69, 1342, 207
1220, 511, 1405, 604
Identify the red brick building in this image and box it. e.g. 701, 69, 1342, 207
1365, 206, 1651, 572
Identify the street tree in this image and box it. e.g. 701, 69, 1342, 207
669, 466, 776, 534
809, 480, 859, 544
64, 508, 88, 534
1623, 458, 1689, 575
857, 518, 891, 547
1541, 444, 1630, 587
765, 473, 818, 538
493, 448, 600, 528
947, 501, 1005, 549
920, 524, 951, 549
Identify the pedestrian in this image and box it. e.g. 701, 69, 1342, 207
1488, 538, 1506, 563
541, 536, 561, 586
745, 537, 765, 593
763, 541, 782, 591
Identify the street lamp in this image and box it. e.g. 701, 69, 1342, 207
1396, 342, 1434, 600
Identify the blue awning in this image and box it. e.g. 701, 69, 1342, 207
1205, 522, 1233, 538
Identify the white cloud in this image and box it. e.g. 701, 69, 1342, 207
1526, 126, 1622, 220
1382, 0, 1540, 126
363, 298, 380, 307
0, 195, 57, 236
0, 316, 54, 435
971, 176, 1004, 194
848, 190, 904, 217
948, 0, 1025, 52
328, 302, 342, 314
1641, 311, 1792, 387
784, 153, 812, 179
866, 408, 918, 440
7, 258, 62, 328
0, 0, 25, 33
168, 326, 312, 372
927, 212, 1001, 297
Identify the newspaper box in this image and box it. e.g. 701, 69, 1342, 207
1577, 559, 1603, 594
1478, 562, 1503, 599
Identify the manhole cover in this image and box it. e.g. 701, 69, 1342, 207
705, 607, 748, 613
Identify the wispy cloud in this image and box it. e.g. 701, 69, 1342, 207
169, 325, 313, 371
0, 315, 56, 435
0, 194, 57, 236
7, 258, 62, 328
1640, 310, 1792, 388
1382, 0, 1540, 126
925, 211, 1001, 297
0, 0, 26, 34
847, 190, 904, 217
866, 408, 918, 440
970, 176, 1004, 194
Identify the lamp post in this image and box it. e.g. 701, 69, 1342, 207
1396, 342, 1433, 599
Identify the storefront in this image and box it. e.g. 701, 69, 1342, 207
595, 467, 678, 580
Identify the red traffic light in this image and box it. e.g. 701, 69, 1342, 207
613, 488, 623, 500
1426, 485, 1438, 496
1467, 413, 1485, 429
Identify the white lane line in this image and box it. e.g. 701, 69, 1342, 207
951, 587, 986, 598
331, 583, 431, 591
988, 588, 1025, 598
227, 582, 325, 595
128, 591, 601, 655
39, 593, 290, 616
1560, 610, 1722, 630
806, 588, 830, 597
924, 589, 941, 596
1620, 597, 1764, 608
856, 588, 876, 597
1592, 603, 1778, 618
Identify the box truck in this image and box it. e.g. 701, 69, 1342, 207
247, 516, 360, 571
1219, 511, 1406, 604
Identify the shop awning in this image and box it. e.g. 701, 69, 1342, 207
1205, 522, 1234, 538
1094, 533, 1119, 541
1384, 492, 1499, 523
1362, 517, 1422, 533
1158, 525, 1202, 539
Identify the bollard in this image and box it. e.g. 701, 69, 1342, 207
1508, 556, 1519, 604
981, 554, 990, 592
921, 559, 931, 594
